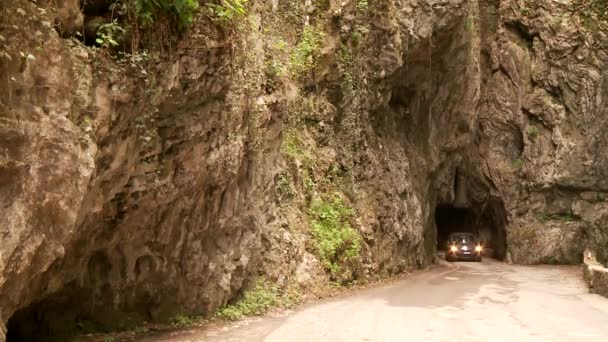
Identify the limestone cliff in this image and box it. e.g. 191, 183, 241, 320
0, 0, 607, 340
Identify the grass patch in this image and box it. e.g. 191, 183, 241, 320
215, 279, 298, 320
537, 211, 579, 223
307, 194, 362, 277
170, 314, 199, 327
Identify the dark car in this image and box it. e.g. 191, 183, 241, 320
446, 232, 483, 262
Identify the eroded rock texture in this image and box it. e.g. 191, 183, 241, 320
1, 0, 607, 340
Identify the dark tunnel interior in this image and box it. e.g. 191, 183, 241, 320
435, 200, 507, 260
435, 205, 476, 250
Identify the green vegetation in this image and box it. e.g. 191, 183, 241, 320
96, 20, 126, 48
134, 0, 199, 30
88, 0, 199, 52
513, 158, 523, 168
215, 278, 297, 320
587, 0, 608, 19
290, 25, 325, 78
357, 0, 369, 12
576, 0, 608, 30
170, 314, 198, 327
527, 125, 539, 140
307, 194, 362, 276
276, 171, 295, 202
537, 211, 579, 223
207, 0, 248, 23
560, 212, 577, 222
303, 169, 315, 196
338, 44, 354, 98
551, 15, 564, 29
281, 129, 305, 159
265, 39, 289, 79
537, 213, 549, 223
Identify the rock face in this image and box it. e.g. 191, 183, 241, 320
1, 0, 607, 340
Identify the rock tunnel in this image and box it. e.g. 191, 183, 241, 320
435, 198, 508, 260
5, 283, 99, 342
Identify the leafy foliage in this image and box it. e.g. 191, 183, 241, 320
290, 25, 325, 77
96, 20, 126, 48
208, 0, 248, 23
215, 278, 297, 320
134, 0, 199, 30
307, 194, 362, 276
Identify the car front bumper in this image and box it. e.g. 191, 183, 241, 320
449, 251, 481, 259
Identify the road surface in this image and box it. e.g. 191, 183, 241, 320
142, 259, 608, 342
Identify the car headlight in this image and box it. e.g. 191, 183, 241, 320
475, 245, 483, 252
450, 245, 458, 252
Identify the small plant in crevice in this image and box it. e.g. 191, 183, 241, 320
303, 168, 315, 197
560, 211, 578, 222
276, 171, 295, 203
551, 15, 564, 29
527, 125, 539, 140
513, 158, 524, 169
537, 213, 549, 223
307, 194, 362, 278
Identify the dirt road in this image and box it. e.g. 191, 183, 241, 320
142, 259, 608, 341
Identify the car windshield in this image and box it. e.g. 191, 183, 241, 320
450, 234, 475, 244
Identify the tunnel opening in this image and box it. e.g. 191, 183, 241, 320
5, 283, 98, 342
435, 199, 507, 260
435, 204, 476, 251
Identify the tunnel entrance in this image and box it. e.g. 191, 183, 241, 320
5, 287, 88, 342
435, 199, 507, 260
4, 281, 116, 342
435, 205, 476, 251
